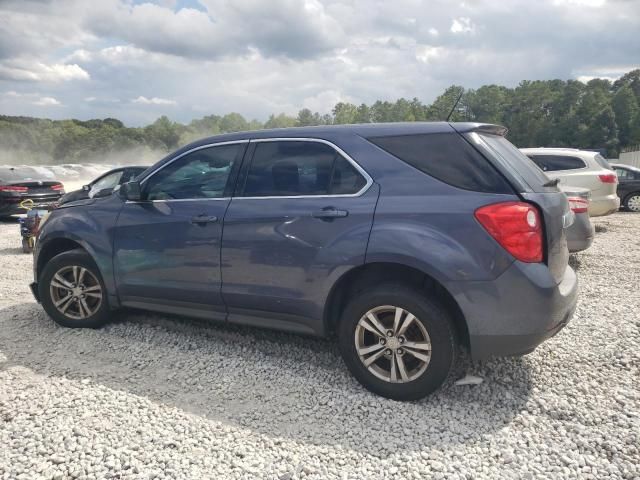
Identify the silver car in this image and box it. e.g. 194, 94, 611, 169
561, 185, 594, 253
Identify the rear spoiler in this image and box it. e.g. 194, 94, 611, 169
449, 123, 508, 137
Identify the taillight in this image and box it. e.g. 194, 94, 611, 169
51, 184, 64, 191
598, 173, 617, 184
567, 197, 589, 214
474, 202, 543, 263
0, 185, 28, 193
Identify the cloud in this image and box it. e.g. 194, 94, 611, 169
132, 96, 177, 106
32, 96, 61, 106
0, 60, 89, 82
450, 17, 475, 34
0, 0, 638, 125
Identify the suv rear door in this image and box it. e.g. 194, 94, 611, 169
220, 138, 378, 334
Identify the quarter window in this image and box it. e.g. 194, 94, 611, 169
242, 141, 367, 197
527, 155, 586, 172
145, 144, 243, 200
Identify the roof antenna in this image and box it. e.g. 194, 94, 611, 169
446, 88, 464, 122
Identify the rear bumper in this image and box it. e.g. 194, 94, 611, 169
448, 261, 579, 361
0, 195, 61, 215
566, 213, 595, 253
589, 195, 620, 217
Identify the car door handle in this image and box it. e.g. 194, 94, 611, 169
190, 214, 218, 225
312, 208, 349, 220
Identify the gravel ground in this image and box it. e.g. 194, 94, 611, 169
0, 213, 638, 480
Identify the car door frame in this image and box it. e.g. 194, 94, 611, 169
113, 139, 249, 320
220, 136, 376, 335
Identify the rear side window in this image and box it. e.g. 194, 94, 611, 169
367, 133, 512, 193
527, 155, 586, 172
242, 141, 367, 197
594, 154, 613, 170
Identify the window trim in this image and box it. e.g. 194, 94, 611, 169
527, 154, 587, 172
235, 137, 373, 200
134, 140, 249, 203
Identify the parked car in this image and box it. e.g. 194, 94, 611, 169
610, 163, 640, 212
57, 166, 147, 205
31, 123, 578, 400
0, 167, 64, 219
560, 186, 594, 253
520, 148, 619, 217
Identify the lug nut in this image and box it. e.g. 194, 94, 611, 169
386, 330, 393, 337
397, 348, 404, 355
385, 349, 392, 355
379, 338, 386, 345
398, 336, 405, 344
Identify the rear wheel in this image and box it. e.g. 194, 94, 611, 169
338, 283, 456, 401
624, 193, 640, 212
39, 249, 110, 328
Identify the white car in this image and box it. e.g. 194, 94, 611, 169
520, 148, 619, 217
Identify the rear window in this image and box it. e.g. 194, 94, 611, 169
527, 155, 586, 172
594, 154, 613, 170
366, 133, 512, 193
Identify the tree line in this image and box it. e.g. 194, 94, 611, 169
1, 69, 639, 164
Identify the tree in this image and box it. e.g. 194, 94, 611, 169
332, 102, 358, 124
264, 113, 297, 129
586, 106, 619, 156
296, 108, 316, 126
611, 85, 639, 146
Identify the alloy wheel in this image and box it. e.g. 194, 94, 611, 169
354, 305, 432, 383
49, 266, 102, 320
627, 195, 640, 212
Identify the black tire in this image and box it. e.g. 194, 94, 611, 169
39, 249, 111, 328
623, 192, 640, 212
338, 283, 456, 401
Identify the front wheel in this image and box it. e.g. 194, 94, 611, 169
338, 283, 456, 401
39, 249, 110, 328
624, 193, 640, 212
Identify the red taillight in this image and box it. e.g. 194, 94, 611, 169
51, 184, 64, 191
474, 201, 543, 263
567, 197, 589, 214
0, 185, 28, 193
598, 173, 617, 184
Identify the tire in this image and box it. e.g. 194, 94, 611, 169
39, 249, 110, 328
623, 192, 640, 212
338, 283, 456, 401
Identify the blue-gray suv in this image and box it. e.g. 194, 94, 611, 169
31, 123, 578, 400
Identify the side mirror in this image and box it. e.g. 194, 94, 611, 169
82, 184, 90, 192
119, 181, 142, 201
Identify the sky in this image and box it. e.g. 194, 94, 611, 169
0, 0, 638, 126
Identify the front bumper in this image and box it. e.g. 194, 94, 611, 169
448, 261, 579, 361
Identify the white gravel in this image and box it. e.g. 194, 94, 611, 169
0, 213, 638, 479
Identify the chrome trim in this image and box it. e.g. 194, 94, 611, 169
236, 137, 373, 200
139, 140, 249, 186
125, 197, 230, 204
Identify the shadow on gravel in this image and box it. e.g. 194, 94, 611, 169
569, 254, 582, 271
0, 302, 533, 455
0, 247, 25, 255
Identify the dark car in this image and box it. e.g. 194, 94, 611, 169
58, 166, 147, 205
0, 167, 64, 218
611, 163, 640, 212
31, 123, 578, 400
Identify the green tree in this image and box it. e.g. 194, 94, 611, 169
332, 102, 358, 124
611, 85, 639, 146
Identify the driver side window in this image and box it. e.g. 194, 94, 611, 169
145, 144, 243, 200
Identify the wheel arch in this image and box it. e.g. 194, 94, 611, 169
323, 261, 469, 350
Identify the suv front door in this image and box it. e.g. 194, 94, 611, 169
113, 141, 247, 319
221, 138, 378, 334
